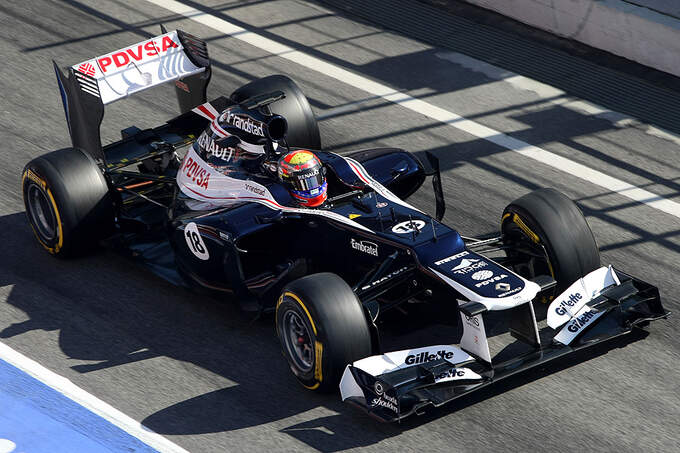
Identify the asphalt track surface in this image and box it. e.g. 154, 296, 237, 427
1, 1, 679, 452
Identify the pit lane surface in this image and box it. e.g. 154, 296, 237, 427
1, 1, 679, 451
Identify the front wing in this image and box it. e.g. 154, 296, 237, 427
340, 267, 669, 422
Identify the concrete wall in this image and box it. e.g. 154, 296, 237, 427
462, 0, 680, 77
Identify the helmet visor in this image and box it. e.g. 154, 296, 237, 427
292, 171, 325, 192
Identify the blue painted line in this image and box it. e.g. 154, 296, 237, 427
0, 358, 158, 453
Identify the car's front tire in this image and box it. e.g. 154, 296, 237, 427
276, 273, 372, 392
501, 188, 600, 296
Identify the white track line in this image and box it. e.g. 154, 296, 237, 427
144, 0, 680, 219
0, 342, 189, 453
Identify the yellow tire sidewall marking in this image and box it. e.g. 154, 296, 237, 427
22, 170, 64, 254
277, 291, 323, 387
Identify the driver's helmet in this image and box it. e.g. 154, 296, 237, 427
277, 150, 327, 207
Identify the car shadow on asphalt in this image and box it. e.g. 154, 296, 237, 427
0, 203, 656, 451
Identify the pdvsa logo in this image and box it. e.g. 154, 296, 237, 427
95, 35, 179, 74
474, 274, 508, 288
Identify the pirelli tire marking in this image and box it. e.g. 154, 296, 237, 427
277, 291, 323, 390
22, 169, 64, 254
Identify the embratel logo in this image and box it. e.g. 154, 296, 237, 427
351, 238, 378, 256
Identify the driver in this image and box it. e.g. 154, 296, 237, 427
277, 149, 327, 207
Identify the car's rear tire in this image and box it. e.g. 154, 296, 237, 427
231, 75, 321, 150
276, 273, 372, 392
22, 148, 114, 257
501, 188, 600, 295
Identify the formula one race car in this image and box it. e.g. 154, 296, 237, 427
23, 29, 669, 421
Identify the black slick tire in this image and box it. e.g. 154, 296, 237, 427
276, 273, 372, 392
22, 148, 114, 257
502, 188, 600, 294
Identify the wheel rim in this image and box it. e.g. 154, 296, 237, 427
282, 309, 314, 373
27, 184, 57, 241
503, 221, 553, 281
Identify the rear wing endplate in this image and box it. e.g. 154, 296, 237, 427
53, 28, 211, 163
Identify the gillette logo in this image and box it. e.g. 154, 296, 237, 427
566, 309, 597, 333
555, 293, 583, 316
405, 350, 454, 365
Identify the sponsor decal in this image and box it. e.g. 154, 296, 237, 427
498, 286, 522, 297
25, 169, 46, 189
391, 220, 425, 234
453, 259, 488, 274
434, 251, 468, 266
404, 349, 455, 365
376, 202, 388, 208
463, 314, 480, 327
434, 367, 482, 383
474, 273, 508, 288
244, 183, 265, 196
348, 213, 362, 220
554, 306, 605, 345
370, 394, 398, 413
351, 238, 378, 257
471, 270, 493, 281
223, 112, 265, 137
459, 302, 492, 363
566, 309, 597, 333
360, 267, 407, 291
181, 156, 210, 189
197, 132, 233, 161
184, 222, 209, 260
96, 35, 178, 74
555, 292, 583, 316
373, 381, 384, 396
77, 62, 96, 77
495, 282, 511, 291
175, 80, 190, 92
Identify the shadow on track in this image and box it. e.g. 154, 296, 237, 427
0, 211, 655, 451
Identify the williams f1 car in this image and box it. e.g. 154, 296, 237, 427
22, 29, 669, 422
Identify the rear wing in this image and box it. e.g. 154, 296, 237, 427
53, 28, 211, 162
